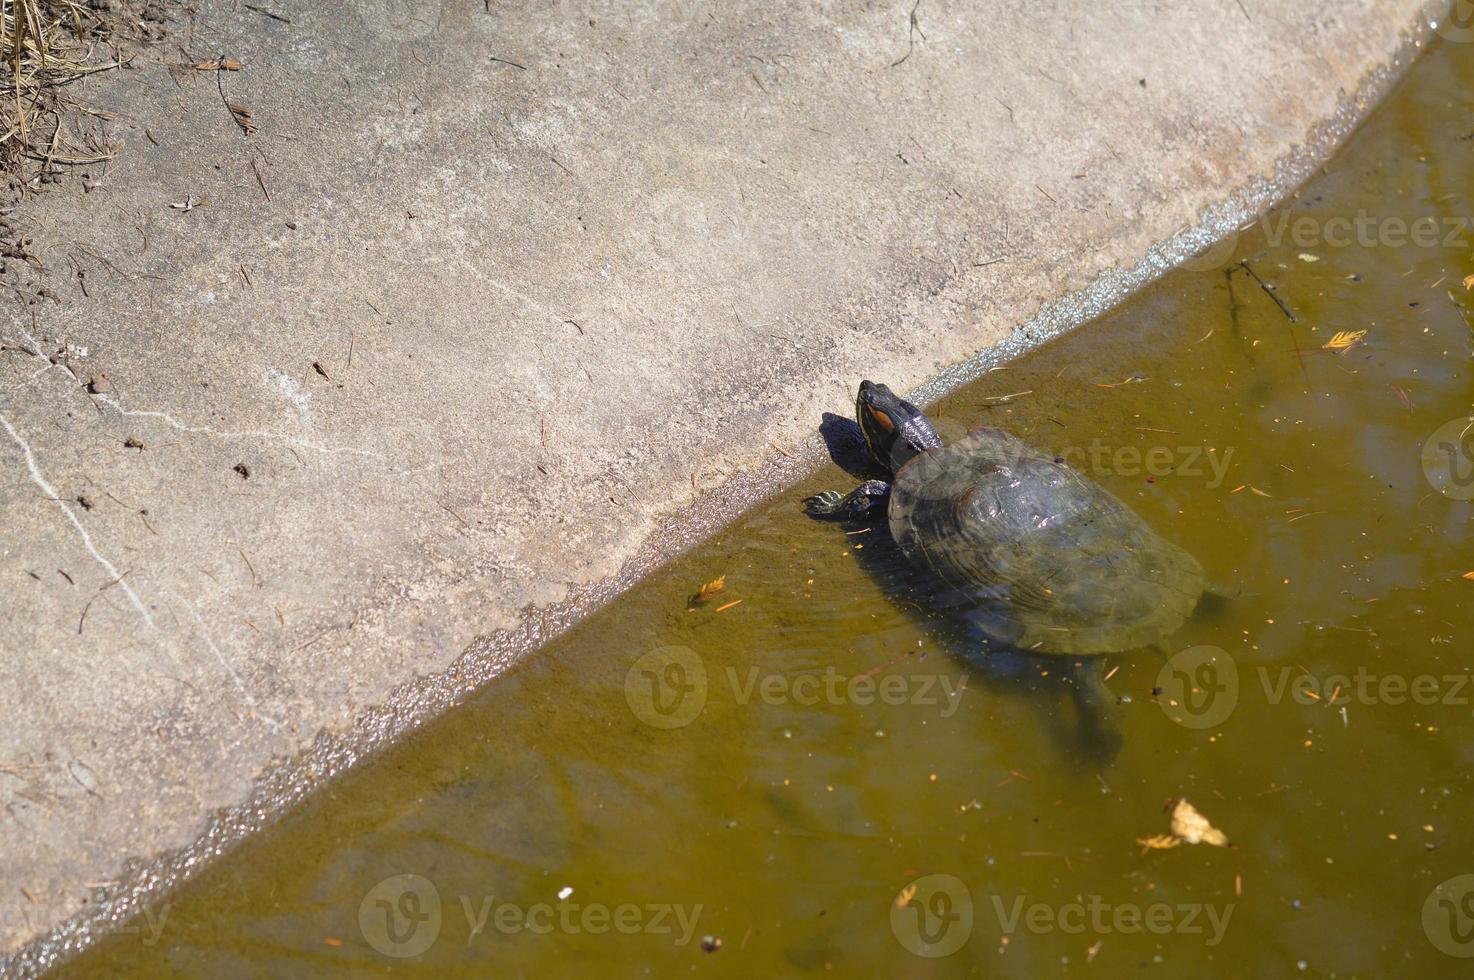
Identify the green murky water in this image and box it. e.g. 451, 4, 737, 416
63, 38, 1474, 979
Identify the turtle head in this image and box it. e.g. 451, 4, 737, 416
855, 380, 942, 476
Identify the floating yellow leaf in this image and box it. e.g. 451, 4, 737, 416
1462, 572, 1474, 581
894, 883, 918, 908
1323, 330, 1367, 352
1463, 274, 1474, 291
1139, 798, 1230, 852
1169, 798, 1230, 846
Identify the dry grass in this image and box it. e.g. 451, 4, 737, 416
0, 0, 120, 178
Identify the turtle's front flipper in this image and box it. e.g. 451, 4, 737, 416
803, 480, 889, 519
1195, 581, 1241, 617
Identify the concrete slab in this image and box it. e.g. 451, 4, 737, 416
0, 0, 1444, 960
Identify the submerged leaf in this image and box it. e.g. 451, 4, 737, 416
1323, 330, 1367, 352
1137, 833, 1180, 851
694, 576, 725, 602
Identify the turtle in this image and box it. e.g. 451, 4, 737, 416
804, 380, 1212, 749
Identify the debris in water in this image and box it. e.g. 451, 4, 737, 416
1093, 374, 1148, 389
1239, 259, 1298, 322
688, 575, 726, 608
1322, 329, 1367, 352
1138, 798, 1230, 851
714, 599, 743, 613
1449, 291, 1473, 331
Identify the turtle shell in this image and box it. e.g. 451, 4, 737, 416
889, 427, 1205, 655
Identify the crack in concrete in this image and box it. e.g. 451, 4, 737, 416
167, 592, 283, 732
4, 329, 384, 461
0, 413, 155, 628
93, 396, 387, 460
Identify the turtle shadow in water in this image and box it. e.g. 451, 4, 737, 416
815, 415, 1126, 769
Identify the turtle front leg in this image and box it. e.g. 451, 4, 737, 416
804, 480, 889, 519
1067, 658, 1124, 766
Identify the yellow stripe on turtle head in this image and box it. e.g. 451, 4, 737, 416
867, 406, 895, 432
